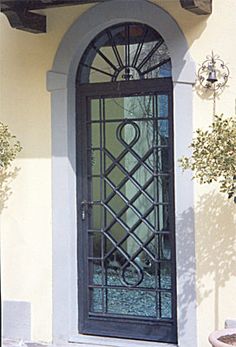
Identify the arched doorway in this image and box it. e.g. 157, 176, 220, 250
76, 22, 176, 344
48, 1, 197, 345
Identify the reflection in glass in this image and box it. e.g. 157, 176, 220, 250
161, 292, 172, 318
78, 23, 171, 84
87, 93, 173, 320
107, 289, 156, 317
158, 95, 168, 117
90, 288, 103, 313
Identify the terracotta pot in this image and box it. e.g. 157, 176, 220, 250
209, 328, 236, 346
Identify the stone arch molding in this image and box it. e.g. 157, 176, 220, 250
48, 0, 195, 86
47, 1, 197, 347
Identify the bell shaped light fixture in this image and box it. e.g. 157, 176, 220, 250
206, 62, 218, 84
197, 51, 229, 91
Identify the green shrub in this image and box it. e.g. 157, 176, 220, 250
179, 115, 236, 202
0, 122, 22, 170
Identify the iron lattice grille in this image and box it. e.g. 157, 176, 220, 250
85, 93, 175, 321
78, 22, 171, 84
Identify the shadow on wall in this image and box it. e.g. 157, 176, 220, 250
194, 81, 230, 105
177, 192, 235, 336
196, 192, 236, 330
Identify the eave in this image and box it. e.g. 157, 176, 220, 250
179, 0, 212, 15
0, 0, 212, 34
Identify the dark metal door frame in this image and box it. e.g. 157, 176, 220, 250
76, 77, 177, 343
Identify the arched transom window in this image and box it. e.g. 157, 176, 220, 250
78, 22, 171, 84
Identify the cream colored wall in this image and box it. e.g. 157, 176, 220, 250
0, 4, 94, 342
0, 0, 235, 346
154, 2, 236, 347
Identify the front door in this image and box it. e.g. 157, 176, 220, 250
77, 78, 177, 343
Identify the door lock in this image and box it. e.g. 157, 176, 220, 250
80, 200, 94, 221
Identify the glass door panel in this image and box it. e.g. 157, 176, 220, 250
78, 92, 176, 342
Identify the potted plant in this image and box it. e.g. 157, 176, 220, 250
179, 115, 236, 202
209, 329, 236, 346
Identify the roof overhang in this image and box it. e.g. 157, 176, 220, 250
0, 0, 212, 34
179, 0, 212, 15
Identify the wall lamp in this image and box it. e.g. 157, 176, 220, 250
197, 51, 230, 91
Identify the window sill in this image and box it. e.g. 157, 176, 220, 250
69, 335, 177, 347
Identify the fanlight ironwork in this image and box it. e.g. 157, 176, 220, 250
78, 22, 171, 84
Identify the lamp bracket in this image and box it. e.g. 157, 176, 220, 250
197, 52, 230, 91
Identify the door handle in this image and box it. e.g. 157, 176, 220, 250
80, 200, 101, 220
80, 200, 94, 221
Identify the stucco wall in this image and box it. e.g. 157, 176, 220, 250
159, 1, 236, 345
0, 0, 235, 346
0, 4, 94, 342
